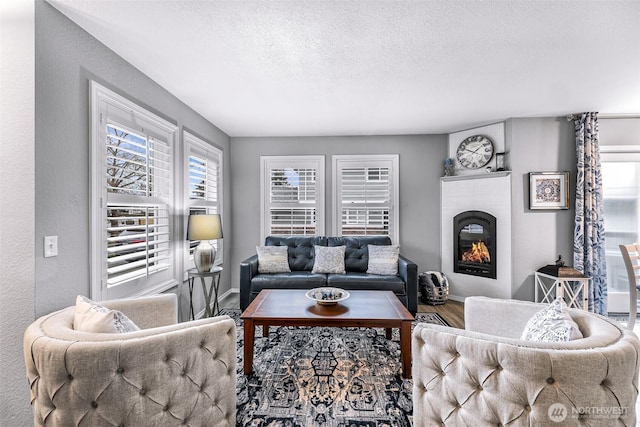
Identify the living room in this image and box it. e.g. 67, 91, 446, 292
3, 0, 640, 425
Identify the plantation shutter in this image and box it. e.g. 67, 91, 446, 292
104, 123, 172, 287
334, 156, 399, 241
261, 156, 325, 241
185, 133, 223, 261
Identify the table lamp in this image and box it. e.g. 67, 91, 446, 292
187, 214, 223, 272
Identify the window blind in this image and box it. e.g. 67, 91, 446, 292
339, 166, 391, 236
105, 123, 172, 287
269, 167, 318, 236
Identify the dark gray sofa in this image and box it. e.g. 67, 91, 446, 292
240, 236, 418, 314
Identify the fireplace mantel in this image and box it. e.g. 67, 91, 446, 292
441, 171, 511, 182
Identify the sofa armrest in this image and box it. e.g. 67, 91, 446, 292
240, 254, 259, 310
398, 254, 418, 315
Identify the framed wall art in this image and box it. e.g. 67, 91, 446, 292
529, 171, 569, 210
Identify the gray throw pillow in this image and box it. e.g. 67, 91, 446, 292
366, 244, 400, 275
257, 245, 291, 273
312, 245, 346, 274
521, 298, 584, 342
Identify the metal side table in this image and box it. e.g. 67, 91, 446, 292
187, 266, 223, 320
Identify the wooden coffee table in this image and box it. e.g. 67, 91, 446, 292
240, 289, 415, 378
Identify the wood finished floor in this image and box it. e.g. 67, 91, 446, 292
220, 292, 465, 329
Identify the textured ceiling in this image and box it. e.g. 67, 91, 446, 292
48, 0, 640, 137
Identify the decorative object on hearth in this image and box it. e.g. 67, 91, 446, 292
419, 271, 449, 305
305, 287, 350, 305
456, 135, 494, 169
528, 171, 569, 210
443, 157, 455, 176
187, 213, 223, 272
495, 152, 506, 171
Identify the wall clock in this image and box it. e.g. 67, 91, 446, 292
456, 135, 494, 169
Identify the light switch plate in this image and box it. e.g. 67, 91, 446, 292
44, 236, 58, 257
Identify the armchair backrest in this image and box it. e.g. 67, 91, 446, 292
24, 294, 237, 426
412, 297, 640, 426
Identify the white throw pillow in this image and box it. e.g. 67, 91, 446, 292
521, 298, 583, 342
366, 245, 400, 275
256, 245, 291, 273
74, 295, 140, 333
312, 245, 346, 274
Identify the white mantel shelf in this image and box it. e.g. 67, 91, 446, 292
441, 171, 511, 182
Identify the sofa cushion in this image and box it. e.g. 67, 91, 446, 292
256, 245, 291, 273
265, 236, 327, 271
328, 236, 392, 272
251, 272, 328, 291
367, 244, 400, 275
327, 273, 406, 294
312, 245, 346, 274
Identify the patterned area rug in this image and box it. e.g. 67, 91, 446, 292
221, 309, 449, 427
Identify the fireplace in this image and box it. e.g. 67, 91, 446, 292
453, 210, 497, 279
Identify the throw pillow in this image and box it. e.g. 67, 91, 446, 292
521, 298, 583, 342
73, 295, 140, 333
366, 244, 400, 275
312, 245, 346, 274
256, 245, 291, 273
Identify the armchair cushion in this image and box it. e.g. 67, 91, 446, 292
73, 295, 140, 333
521, 297, 583, 342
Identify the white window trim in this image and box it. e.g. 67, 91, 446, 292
183, 131, 224, 277
260, 155, 325, 242
90, 81, 179, 300
332, 154, 400, 243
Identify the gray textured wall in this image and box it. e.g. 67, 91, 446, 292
1, 1, 36, 425
507, 117, 576, 301
34, 1, 231, 318
229, 135, 448, 288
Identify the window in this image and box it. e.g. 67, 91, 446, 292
91, 82, 178, 300
333, 155, 399, 242
260, 156, 325, 241
184, 132, 223, 269
601, 146, 640, 306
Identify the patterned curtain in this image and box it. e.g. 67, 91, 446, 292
573, 112, 607, 314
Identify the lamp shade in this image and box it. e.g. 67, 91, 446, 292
187, 214, 223, 241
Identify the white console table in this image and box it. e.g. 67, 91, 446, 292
534, 271, 590, 311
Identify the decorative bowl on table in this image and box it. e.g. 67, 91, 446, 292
305, 287, 350, 305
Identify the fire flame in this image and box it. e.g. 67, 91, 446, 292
462, 241, 491, 264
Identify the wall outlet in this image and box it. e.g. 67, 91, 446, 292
44, 236, 58, 257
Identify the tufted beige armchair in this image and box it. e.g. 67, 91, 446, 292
24, 294, 237, 427
412, 296, 640, 427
